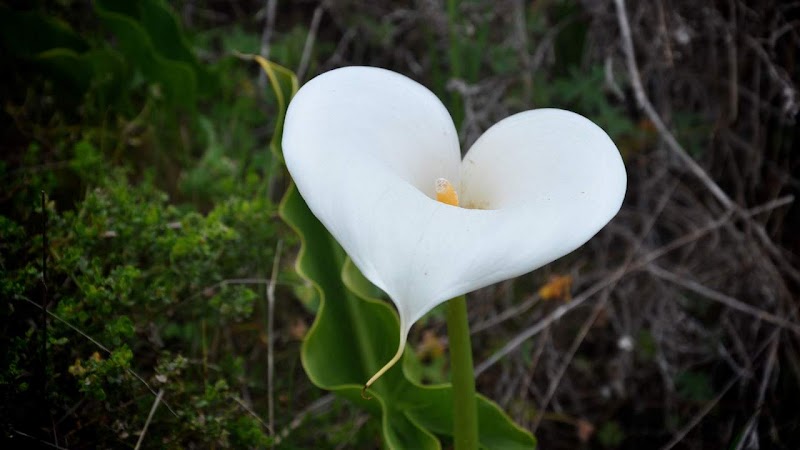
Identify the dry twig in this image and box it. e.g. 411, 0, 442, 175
267, 240, 284, 438
475, 195, 793, 376
134, 389, 164, 450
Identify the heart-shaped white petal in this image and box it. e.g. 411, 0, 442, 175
283, 66, 626, 374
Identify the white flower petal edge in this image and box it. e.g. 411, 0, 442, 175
282, 66, 626, 381
456, 108, 627, 295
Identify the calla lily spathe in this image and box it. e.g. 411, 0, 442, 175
283, 66, 626, 373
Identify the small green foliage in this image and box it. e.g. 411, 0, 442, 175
69, 346, 134, 401
3, 170, 278, 445
230, 415, 273, 448
636, 329, 658, 361
597, 421, 625, 448
70, 139, 105, 183
673, 111, 710, 158
675, 371, 714, 402
209, 285, 258, 322
535, 66, 638, 140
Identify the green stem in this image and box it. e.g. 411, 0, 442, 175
446, 295, 478, 449
446, 0, 464, 130
446, 0, 461, 78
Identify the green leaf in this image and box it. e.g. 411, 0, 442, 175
94, 0, 211, 107
279, 185, 536, 449
136, 0, 216, 92
35, 48, 95, 93
0, 6, 88, 57
0, 7, 97, 96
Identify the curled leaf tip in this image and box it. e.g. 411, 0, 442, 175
360, 385, 372, 400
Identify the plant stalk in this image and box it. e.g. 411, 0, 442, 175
445, 295, 479, 449
447, 0, 464, 129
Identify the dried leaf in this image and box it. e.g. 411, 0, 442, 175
576, 418, 595, 442
416, 330, 445, 361
538, 275, 573, 301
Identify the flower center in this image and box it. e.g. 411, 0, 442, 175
435, 178, 459, 207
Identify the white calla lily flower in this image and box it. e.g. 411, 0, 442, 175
283, 66, 626, 386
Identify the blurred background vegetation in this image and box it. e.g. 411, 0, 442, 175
1, 0, 798, 448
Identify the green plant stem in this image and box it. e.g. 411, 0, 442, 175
446, 295, 478, 450
447, 0, 464, 129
